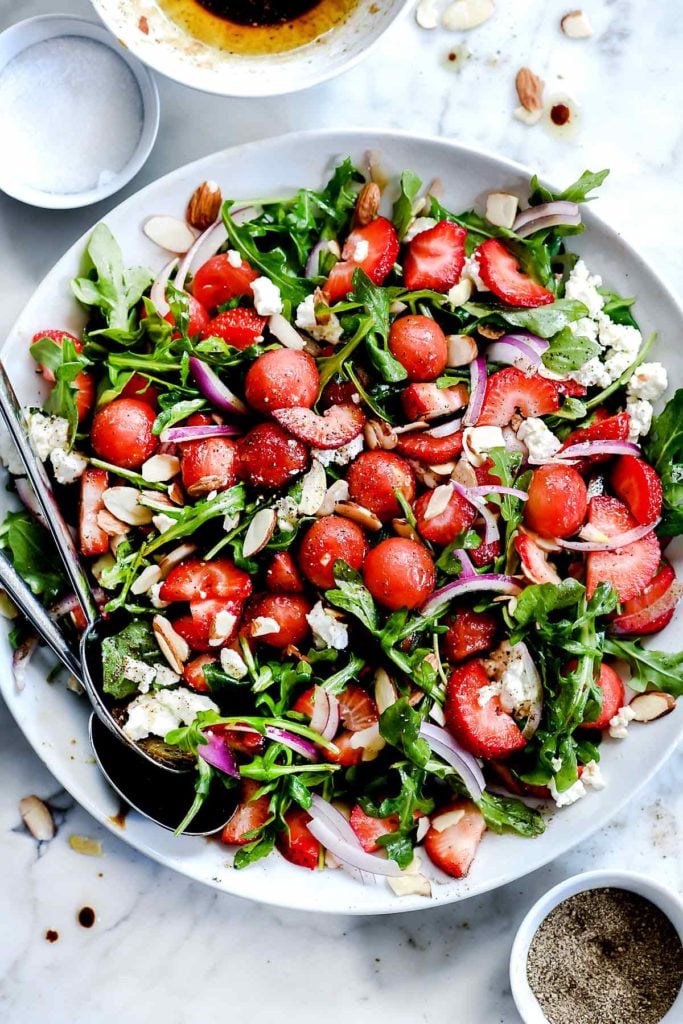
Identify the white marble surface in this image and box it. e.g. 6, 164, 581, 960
0, 0, 681, 1020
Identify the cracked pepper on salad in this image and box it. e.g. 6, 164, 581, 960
2, 159, 682, 896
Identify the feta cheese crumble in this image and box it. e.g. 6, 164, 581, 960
312, 433, 364, 467
350, 238, 369, 263
498, 643, 541, 717
274, 496, 300, 533
549, 776, 586, 807
49, 447, 87, 484
404, 216, 437, 242
565, 259, 604, 319
582, 759, 606, 790
627, 362, 668, 402
250, 276, 283, 316
307, 601, 349, 650
626, 398, 653, 441
461, 254, 488, 292
123, 688, 217, 741
609, 703, 636, 739
517, 417, 562, 463
226, 249, 242, 268
295, 294, 344, 344
26, 411, 69, 462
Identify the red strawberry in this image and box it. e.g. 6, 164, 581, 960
201, 307, 266, 349
478, 367, 560, 426
349, 805, 399, 853
323, 217, 400, 303
423, 800, 486, 878
515, 532, 561, 585
160, 559, 252, 604
583, 662, 625, 730
476, 239, 555, 307
560, 411, 630, 473
403, 220, 467, 292
443, 608, 498, 663
272, 402, 365, 449
395, 428, 464, 464
445, 660, 527, 759
401, 383, 469, 421
276, 807, 321, 870
609, 562, 680, 636
183, 654, 215, 693
468, 535, 501, 568
265, 551, 304, 594
221, 780, 271, 846
338, 684, 378, 732
610, 455, 663, 526
586, 496, 660, 601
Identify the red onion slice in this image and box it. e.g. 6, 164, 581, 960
268, 313, 306, 351
161, 424, 242, 443
307, 818, 403, 877
419, 722, 485, 800
513, 201, 581, 238
426, 417, 462, 438
309, 686, 341, 742
199, 730, 240, 777
422, 574, 522, 616
308, 794, 371, 883
487, 334, 549, 371
49, 593, 82, 618
556, 518, 660, 551
451, 481, 500, 546
189, 357, 248, 416
150, 257, 179, 318
264, 726, 318, 761
468, 485, 529, 501
454, 548, 476, 578
463, 356, 487, 427
555, 440, 641, 461
175, 219, 227, 293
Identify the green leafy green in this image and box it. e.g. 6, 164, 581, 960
379, 698, 430, 768
101, 620, 160, 699
512, 579, 587, 628
642, 389, 683, 537
72, 224, 153, 332
604, 638, 683, 696
529, 169, 609, 206
326, 560, 378, 632
542, 326, 601, 374
465, 298, 590, 339
392, 170, 422, 239
478, 791, 545, 837
29, 336, 91, 440
0, 510, 66, 604
352, 269, 407, 382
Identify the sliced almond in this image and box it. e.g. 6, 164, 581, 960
432, 808, 466, 832
298, 460, 328, 516
516, 67, 544, 112
141, 454, 181, 483
131, 564, 163, 596
102, 487, 154, 527
392, 518, 420, 542
334, 500, 382, 532
560, 9, 593, 38
451, 458, 478, 488
168, 481, 185, 506
209, 610, 237, 646
364, 419, 398, 451
317, 479, 350, 517
410, 462, 441, 490
243, 507, 277, 558
250, 616, 281, 638
429, 461, 458, 476
446, 334, 478, 367
354, 181, 381, 227
349, 722, 386, 761
485, 192, 519, 229
68, 835, 103, 857
629, 692, 676, 723
447, 278, 474, 307
19, 795, 55, 841
96, 509, 130, 536
388, 871, 432, 898
158, 542, 196, 578
153, 614, 190, 672
477, 323, 505, 340
152, 513, 177, 535
374, 668, 397, 714
443, 0, 495, 31
143, 215, 196, 254
186, 180, 222, 231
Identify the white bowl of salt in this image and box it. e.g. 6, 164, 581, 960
0, 15, 159, 209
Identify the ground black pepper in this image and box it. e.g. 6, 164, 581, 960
526, 888, 683, 1024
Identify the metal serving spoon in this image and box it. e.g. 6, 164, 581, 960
0, 363, 190, 773
0, 548, 235, 835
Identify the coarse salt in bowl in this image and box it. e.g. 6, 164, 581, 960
0, 15, 159, 209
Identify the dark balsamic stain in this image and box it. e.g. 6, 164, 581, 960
45, 929, 59, 943
78, 907, 96, 928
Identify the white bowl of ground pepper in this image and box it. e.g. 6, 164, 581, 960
510, 870, 683, 1024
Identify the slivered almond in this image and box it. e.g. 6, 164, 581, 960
153, 615, 190, 672
158, 543, 196, 578
317, 479, 350, 517
186, 180, 222, 231
560, 9, 593, 38
250, 616, 281, 638
429, 461, 457, 476
410, 462, 441, 489
629, 692, 675, 723
516, 67, 544, 112
168, 481, 185, 506
97, 509, 130, 536
485, 192, 519, 229
364, 419, 398, 450
451, 459, 478, 488
242, 507, 277, 558
19, 795, 55, 841
392, 518, 420, 542
102, 487, 154, 526
209, 610, 237, 646
442, 0, 495, 30
431, 808, 466, 832
446, 334, 478, 367
131, 564, 163, 596
141, 454, 181, 483
374, 668, 397, 714
144, 215, 196, 254
354, 182, 381, 226
334, 500, 382, 532
298, 460, 328, 516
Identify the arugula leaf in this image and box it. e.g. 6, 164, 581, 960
604, 638, 683, 697
463, 299, 590, 339
101, 620, 160, 699
29, 336, 91, 440
542, 327, 601, 374
478, 791, 546, 837
529, 169, 609, 206
379, 698, 430, 767
222, 205, 308, 306
392, 170, 422, 239
326, 560, 378, 632
152, 397, 207, 436
352, 269, 407, 383
598, 287, 638, 328
142, 485, 247, 557
512, 579, 586, 628
72, 224, 153, 332
642, 389, 683, 536
0, 510, 66, 603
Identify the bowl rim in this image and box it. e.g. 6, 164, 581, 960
510, 868, 683, 1024
0, 14, 160, 209
90, 0, 414, 98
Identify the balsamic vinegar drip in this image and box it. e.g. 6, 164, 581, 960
196, 0, 321, 27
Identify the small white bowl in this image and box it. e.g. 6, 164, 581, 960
0, 15, 159, 209
510, 870, 683, 1024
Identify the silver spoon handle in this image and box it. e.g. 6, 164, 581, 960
0, 363, 98, 625
0, 549, 83, 681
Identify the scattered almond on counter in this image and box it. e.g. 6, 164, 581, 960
19, 795, 55, 841
187, 180, 222, 230
561, 10, 594, 38
442, 0, 495, 32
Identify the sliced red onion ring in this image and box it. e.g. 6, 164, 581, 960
513, 201, 581, 238
264, 726, 318, 761
189, 357, 248, 416
308, 794, 370, 883
556, 518, 660, 552
309, 686, 341, 742
307, 818, 402, 877
49, 593, 81, 618
150, 257, 179, 318
175, 219, 227, 293
305, 239, 331, 278
15, 478, 48, 527
199, 730, 240, 777
467, 485, 529, 501
451, 481, 500, 546
161, 424, 242, 444
454, 548, 476, 578
419, 722, 485, 800
463, 356, 487, 427
422, 574, 522, 616
555, 440, 641, 461
426, 417, 462, 438
487, 334, 549, 371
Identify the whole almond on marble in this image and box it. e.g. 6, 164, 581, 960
515, 67, 544, 112
187, 180, 222, 230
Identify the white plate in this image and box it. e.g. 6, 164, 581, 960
1, 130, 681, 915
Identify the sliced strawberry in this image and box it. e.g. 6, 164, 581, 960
610, 455, 663, 526
201, 307, 266, 349
338, 684, 378, 732
159, 559, 252, 604
349, 805, 399, 853
478, 367, 560, 426
423, 800, 486, 879
183, 654, 215, 693
323, 217, 400, 303
560, 411, 630, 473
586, 496, 660, 601
476, 239, 555, 308
79, 468, 109, 557
323, 731, 364, 766
173, 598, 242, 652
265, 551, 304, 594
220, 780, 271, 846
403, 220, 467, 292
609, 562, 680, 636
443, 608, 498, 663
401, 383, 469, 421
277, 807, 320, 870
582, 662, 625, 730
272, 402, 365, 449
445, 660, 527, 759
395, 428, 464, 464
515, 532, 561, 584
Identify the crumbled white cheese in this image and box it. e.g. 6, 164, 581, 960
627, 362, 668, 402
477, 681, 502, 708
226, 249, 242, 268
274, 495, 300, 533
498, 644, 540, 717
350, 238, 369, 263
550, 756, 563, 773
149, 582, 170, 609
565, 259, 604, 319
220, 647, 248, 680
549, 776, 586, 807
121, 656, 156, 691
462, 425, 506, 466
568, 315, 599, 344
26, 411, 69, 462
223, 512, 240, 533
404, 216, 437, 242
461, 254, 488, 292
517, 417, 562, 463
609, 703, 636, 739
123, 687, 218, 741
626, 398, 653, 441
306, 601, 349, 650
295, 295, 344, 343
153, 664, 180, 688
295, 294, 317, 329
152, 513, 176, 535
581, 759, 606, 790
251, 616, 281, 637
569, 356, 612, 389
312, 433, 364, 467
49, 447, 87, 485
250, 276, 283, 316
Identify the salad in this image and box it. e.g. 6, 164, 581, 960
3, 159, 681, 897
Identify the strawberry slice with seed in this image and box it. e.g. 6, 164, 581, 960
478, 367, 560, 426
272, 402, 365, 449
609, 562, 681, 636
349, 805, 400, 853
445, 660, 527, 759
476, 239, 555, 308
610, 455, 663, 525
323, 218, 399, 303
277, 807, 320, 870
586, 496, 660, 601
403, 220, 467, 292
423, 800, 486, 878
221, 780, 271, 846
